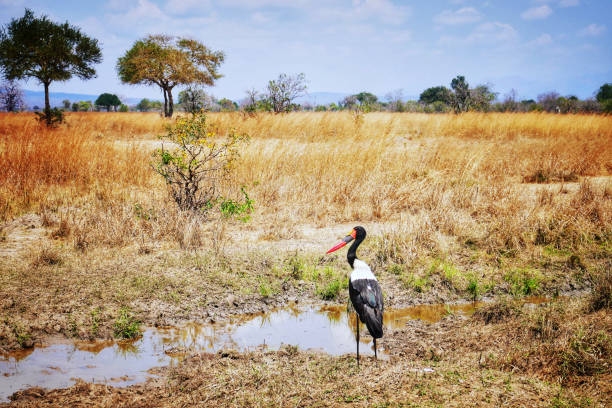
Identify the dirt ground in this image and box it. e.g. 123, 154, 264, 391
0, 212, 597, 353
2, 298, 610, 407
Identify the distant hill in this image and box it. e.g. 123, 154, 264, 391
23, 90, 145, 109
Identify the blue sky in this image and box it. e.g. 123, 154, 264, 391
1, 0, 610, 102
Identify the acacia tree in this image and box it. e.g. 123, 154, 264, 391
117, 35, 224, 118
419, 86, 451, 105
266, 73, 307, 113
178, 86, 212, 114
0, 9, 101, 125
95, 93, 121, 111
0, 79, 25, 112
450, 75, 470, 113
469, 84, 497, 112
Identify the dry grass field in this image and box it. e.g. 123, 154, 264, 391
0, 111, 610, 407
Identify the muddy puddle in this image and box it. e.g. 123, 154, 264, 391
0, 298, 549, 401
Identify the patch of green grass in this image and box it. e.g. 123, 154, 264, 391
560, 328, 610, 377
466, 274, 481, 300
317, 278, 343, 300
113, 307, 141, 339
441, 261, 459, 283
402, 272, 430, 293
259, 283, 271, 297
551, 390, 592, 408
165, 290, 181, 304
386, 263, 404, 276
12, 324, 31, 348
543, 245, 571, 257
68, 313, 78, 337
286, 253, 306, 280
90, 307, 101, 337
504, 268, 541, 297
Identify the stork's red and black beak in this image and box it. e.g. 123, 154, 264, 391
326, 229, 357, 254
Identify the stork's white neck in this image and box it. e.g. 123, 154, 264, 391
350, 259, 376, 281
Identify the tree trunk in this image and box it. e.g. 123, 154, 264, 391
162, 88, 168, 117
167, 87, 174, 118
44, 82, 51, 126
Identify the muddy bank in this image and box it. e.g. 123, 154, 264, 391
3, 297, 610, 408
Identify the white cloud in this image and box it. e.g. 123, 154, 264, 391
469, 22, 518, 43
521, 5, 552, 20
251, 11, 271, 24
312, 0, 411, 26
530, 33, 553, 46
349, 0, 412, 25
434, 7, 482, 25
114, 0, 166, 21
221, 0, 309, 7
579, 23, 606, 37
438, 21, 518, 46
165, 0, 211, 15
559, 0, 579, 7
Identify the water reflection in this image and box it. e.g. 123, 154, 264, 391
0, 299, 540, 401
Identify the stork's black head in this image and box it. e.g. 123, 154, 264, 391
352, 226, 366, 241
326, 226, 367, 254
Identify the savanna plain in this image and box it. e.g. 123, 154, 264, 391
0, 111, 610, 407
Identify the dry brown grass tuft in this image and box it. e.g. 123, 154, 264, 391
473, 297, 523, 324
496, 299, 612, 384
588, 269, 612, 312
30, 245, 62, 268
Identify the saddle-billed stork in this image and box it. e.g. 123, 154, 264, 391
327, 226, 383, 366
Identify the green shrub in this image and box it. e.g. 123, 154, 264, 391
317, 279, 342, 300
466, 274, 481, 300
286, 254, 305, 280
504, 268, 541, 297
35, 107, 64, 127
113, 307, 141, 339
220, 186, 254, 222
152, 113, 249, 213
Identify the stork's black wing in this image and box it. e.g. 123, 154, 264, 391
349, 278, 384, 339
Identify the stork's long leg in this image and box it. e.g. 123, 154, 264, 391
374, 337, 377, 361
355, 312, 360, 368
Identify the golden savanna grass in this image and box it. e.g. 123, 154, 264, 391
1, 111, 611, 406
1, 111, 610, 254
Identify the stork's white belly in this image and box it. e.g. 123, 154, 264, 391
350, 259, 376, 282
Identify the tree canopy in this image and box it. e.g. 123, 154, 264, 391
178, 86, 211, 114
596, 83, 612, 102
450, 75, 470, 113
355, 92, 378, 106
0, 9, 101, 125
266, 73, 307, 113
95, 93, 121, 111
0, 79, 25, 112
117, 35, 224, 117
419, 86, 451, 105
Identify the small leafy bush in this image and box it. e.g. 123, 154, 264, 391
466, 274, 481, 300
504, 268, 541, 297
220, 186, 254, 222
35, 107, 64, 127
152, 113, 249, 214
317, 277, 346, 301
113, 307, 141, 339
